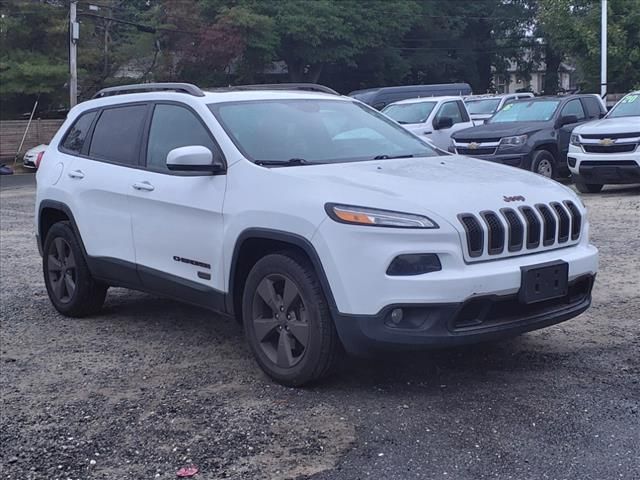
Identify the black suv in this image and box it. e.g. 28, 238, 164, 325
450, 95, 606, 178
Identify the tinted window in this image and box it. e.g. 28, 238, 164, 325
561, 99, 586, 121
146, 104, 216, 172
435, 101, 464, 124
61, 111, 97, 154
210, 99, 437, 164
382, 101, 437, 124
89, 104, 147, 165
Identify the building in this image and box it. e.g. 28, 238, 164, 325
493, 57, 577, 95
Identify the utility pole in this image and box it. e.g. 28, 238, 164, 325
600, 0, 607, 100
70, 1, 79, 107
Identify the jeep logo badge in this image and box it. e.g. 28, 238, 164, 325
503, 195, 525, 202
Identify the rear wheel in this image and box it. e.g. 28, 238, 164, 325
43, 221, 107, 317
531, 149, 556, 178
242, 253, 341, 386
575, 182, 604, 193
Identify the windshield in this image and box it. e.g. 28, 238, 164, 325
607, 93, 640, 118
209, 99, 438, 164
382, 101, 437, 124
489, 100, 560, 123
465, 98, 501, 115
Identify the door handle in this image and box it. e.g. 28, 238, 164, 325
132, 181, 155, 192
68, 169, 85, 179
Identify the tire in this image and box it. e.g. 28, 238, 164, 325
575, 182, 604, 193
242, 252, 341, 386
43, 221, 107, 317
531, 149, 557, 178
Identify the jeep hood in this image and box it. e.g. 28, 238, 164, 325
274, 156, 578, 223
453, 121, 549, 139
574, 117, 640, 135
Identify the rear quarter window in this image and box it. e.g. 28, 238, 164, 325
60, 111, 98, 154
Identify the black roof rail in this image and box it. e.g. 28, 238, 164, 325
221, 83, 340, 96
93, 83, 205, 99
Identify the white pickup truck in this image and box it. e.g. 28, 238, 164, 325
569, 91, 640, 193
381, 96, 474, 150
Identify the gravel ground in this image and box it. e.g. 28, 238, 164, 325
1, 182, 639, 480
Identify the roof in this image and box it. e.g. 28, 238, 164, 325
386, 96, 464, 106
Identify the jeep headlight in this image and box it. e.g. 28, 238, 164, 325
570, 133, 581, 146
499, 134, 528, 148
325, 204, 438, 229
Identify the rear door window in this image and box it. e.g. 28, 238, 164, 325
582, 97, 604, 119
89, 104, 148, 165
60, 111, 98, 154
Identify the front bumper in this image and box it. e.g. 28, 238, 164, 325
335, 274, 594, 355
568, 146, 640, 185
450, 147, 533, 170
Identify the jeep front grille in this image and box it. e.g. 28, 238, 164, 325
458, 201, 582, 260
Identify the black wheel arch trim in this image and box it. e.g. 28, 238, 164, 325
38, 200, 88, 259
227, 228, 339, 317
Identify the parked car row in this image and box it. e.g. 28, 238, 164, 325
378, 87, 638, 190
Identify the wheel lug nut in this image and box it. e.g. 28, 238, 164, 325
280, 306, 284, 311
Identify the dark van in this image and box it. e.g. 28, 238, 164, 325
349, 83, 473, 110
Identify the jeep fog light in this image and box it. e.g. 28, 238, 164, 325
389, 308, 404, 325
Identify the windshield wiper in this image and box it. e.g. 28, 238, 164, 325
254, 158, 320, 167
373, 154, 414, 160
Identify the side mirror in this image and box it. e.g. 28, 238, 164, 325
434, 116, 454, 130
166, 146, 223, 173
558, 114, 579, 127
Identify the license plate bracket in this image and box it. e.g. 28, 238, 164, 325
519, 261, 569, 304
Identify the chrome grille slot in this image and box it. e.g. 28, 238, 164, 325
551, 202, 570, 243
458, 201, 581, 261
535, 204, 557, 246
480, 211, 505, 255
458, 214, 484, 257
500, 208, 524, 252
564, 201, 582, 240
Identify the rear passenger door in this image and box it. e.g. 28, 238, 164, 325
127, 102, 227, 308
64, 103, 148, 278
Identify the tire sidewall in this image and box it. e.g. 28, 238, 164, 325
531, 150, 556, 178
242, 254, 328, 385
42, 222, 95, 315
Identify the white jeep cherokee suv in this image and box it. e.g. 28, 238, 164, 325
36, 83, 598, 386
569, 91, 640, 193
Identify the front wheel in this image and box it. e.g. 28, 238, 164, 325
575, 182, 604, 193
531, 149, 557, 178
43, 221, 107, 317
242, 253, 341, 386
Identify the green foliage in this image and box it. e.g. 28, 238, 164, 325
1, 0, 639, 118
538, 0, 640, 93
0, 1, 69, 117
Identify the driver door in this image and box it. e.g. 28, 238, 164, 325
127, 102, 227, 307
430, 101, 470, 150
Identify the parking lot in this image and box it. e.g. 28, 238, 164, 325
1, 179, 639, 480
